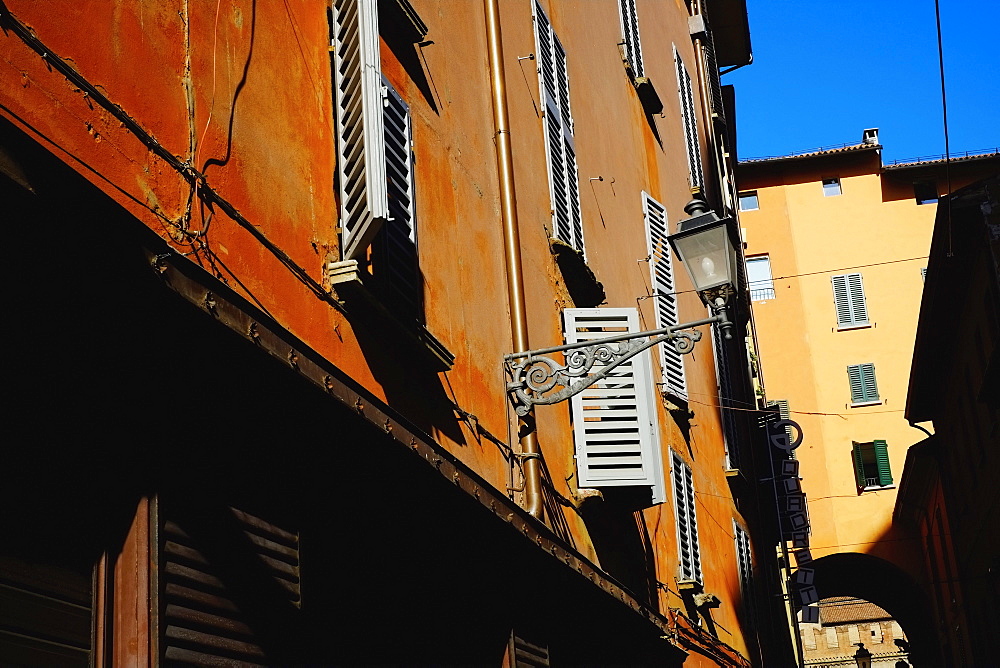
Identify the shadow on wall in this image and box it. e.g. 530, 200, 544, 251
810, 551, 941, 666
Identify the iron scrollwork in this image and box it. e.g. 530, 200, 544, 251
505, 330, 702, 416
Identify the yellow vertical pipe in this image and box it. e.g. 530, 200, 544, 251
484, 0, 543, 520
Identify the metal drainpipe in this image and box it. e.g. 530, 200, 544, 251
689, 5, 721, 208
485, 0, 544, 521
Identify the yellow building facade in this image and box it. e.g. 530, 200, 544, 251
737, 135, 999, 665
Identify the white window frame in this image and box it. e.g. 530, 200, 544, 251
642, 192, 687, 399
534, 2, 585, 254
673, 45, 704, 192
832, 272, 869, 329
746, 255, 775, 301
564, 308, 666, 504
671, 451, 702, 583
738, 190, 759, 211
822, 177, 842, 197
618, 0, 644, 78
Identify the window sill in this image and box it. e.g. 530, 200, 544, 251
327, 259, 455, 372
861, 485, 896, 492
850, 400, 882, 408
836, 322, 872, 331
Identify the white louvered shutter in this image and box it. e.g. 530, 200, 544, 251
642, 192, 687, 398
534, 3, 585, 254
734, 521, 752, 594
333, 0, 389, 261
564, 308, 665, 504
671, 452, 702, 583
674, 47, 703, 191
831, 273, 869, 327
618, 0, 644, 78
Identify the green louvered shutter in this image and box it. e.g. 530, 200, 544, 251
848, 363, 879, 403
852, 442, 866, 488
873, 440, 892, 486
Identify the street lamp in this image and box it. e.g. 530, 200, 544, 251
668, 199, 740, 335
853, 643, 873, 668
505, 199, 739, 415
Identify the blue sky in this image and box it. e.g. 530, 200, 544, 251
725, 0, 1000, 164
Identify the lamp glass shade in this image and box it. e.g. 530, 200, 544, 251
668, 221, 737, 293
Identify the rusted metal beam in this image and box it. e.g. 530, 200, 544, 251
144, 245, 748, 661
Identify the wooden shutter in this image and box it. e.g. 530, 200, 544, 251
832, 273, 869, 327
642, 192, 687, 398
733, 521, 752, 595
699, 21, 725, 125
847, 363, 878, 403
618, 0, 643, 77
873, 439, 892, 486
852, 441, 866, 487
0, 557, 91, 666
671, 452, 702, 583
564, 308, 665, 504
160, 505, 301, 666
534, 3, 584, 254
712, 324, 740, 469
508, 631, 550, 667
371, 77, 421, 318
333, 0, 389, 261
674, 47, 703, 191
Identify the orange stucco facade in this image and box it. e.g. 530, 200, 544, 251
1, 0, 796, 664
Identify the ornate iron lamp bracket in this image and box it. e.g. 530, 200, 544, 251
504, 310, 729, 416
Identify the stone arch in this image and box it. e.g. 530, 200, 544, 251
810, 552, 941, 666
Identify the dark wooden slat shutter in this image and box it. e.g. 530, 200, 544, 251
873, 440, 892, 486
0, 557, 91, 666
509, 631, 550, 667
160, 506, 301, 666
852, 442, 866, 488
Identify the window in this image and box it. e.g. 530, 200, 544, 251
674, 47, 703, 192
671, 452, 702, 583
534, 2, 585, 254
847, 363, 879, 405
712, 325, 741, 470
914, 180, 938, 205
746, 255, 775, 301
564, 308, 666, 504
831, 272, 868, 328
642, 192, 687, 398
332, 0, 390, 261
825, 627, 839, 649
853, 440, 893, 489
738, 190, 759, 211
733, 521, 752, 595
921, 267, 927, 281
618, 0, 644, 78
370, 78, 420, 316
822, 178, 842, 197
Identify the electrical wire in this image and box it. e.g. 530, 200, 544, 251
639, 255, 929, 303
933, 0, 954, 257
